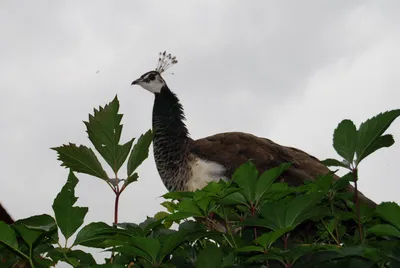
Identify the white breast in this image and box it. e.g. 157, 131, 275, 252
186, 157, 227, 191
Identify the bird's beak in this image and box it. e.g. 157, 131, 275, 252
131, 78, 141, 85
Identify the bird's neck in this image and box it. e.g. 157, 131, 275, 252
152, 86, 191, 191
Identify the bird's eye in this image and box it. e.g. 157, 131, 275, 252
148, 73, 156, 80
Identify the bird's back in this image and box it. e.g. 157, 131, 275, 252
190, 132, 376, 207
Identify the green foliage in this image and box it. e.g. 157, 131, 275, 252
1, 97, 399, 268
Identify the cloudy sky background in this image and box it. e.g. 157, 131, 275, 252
1, 0, 399, 266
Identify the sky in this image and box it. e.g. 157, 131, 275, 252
1, 0, 399, 266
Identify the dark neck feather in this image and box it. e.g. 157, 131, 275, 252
152, 86, 191, 191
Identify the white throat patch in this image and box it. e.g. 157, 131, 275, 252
186, 158, 227, 191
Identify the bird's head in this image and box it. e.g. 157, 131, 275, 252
131, 51, 178, 94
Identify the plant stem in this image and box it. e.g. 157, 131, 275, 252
352, 167, 363, 243
329, 197, 341, 245
114, 192, 121, 225
250, 204, 257, 240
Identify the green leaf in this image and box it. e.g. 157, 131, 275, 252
235, 245, 264, 253
74, 222, 119, 247
52, 143, 108, 180
356, 109, 400, 164
13, 214, 57, 247
321, 158, 349, 168
375, 202, 400, 230
84, 96, 134, 173
123, 173, 139, 188
232, 161, 259, 203
333, 119, 358, 163
357, 134, 394, 163
255, 163, 291, 203
260, 192, 324, 230
367, 224, 400, 238
130, 236, 160, 263
255, 228, 291, 249
158, 228, 204, 262
127, 129, 153, 177
195, 244, 222, 268
0, 221, 19, 251
52, 171, 88, 240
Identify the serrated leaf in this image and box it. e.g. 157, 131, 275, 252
367, 224, 400, 238
232, 161, 259, 203
321, 158, 350, 168
357, 134, 394, 163
52, 171, 88, 240
375, 202, 400, 230
255, 163, 291, 203
84, 96, 134, 173
333, 119, 358, 163
356, 109, 400, 164
52, 143, 108, 180
127, 129, 153, 177
195, 244, 222, 268
0, 221, 19, 251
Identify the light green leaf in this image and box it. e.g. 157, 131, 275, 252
52, 143, 108, 180
375, 202, 400, 230
255, 163, 291, 203
333, 119, 358, 163
195, 244, 222, 268
52, 171, 88, 240
127, 129, 153, 177
356, 109, 400, 164
84, 96, 134, 173
232, 161, 259, 203
367, 224, 400, 238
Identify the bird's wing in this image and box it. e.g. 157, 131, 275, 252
190, 132, 375, 207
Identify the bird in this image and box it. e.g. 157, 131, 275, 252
131, 51, 376, 208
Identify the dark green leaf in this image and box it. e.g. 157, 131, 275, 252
195, 244, 222, 268
127, 129, 153, 177
260, 192, 324, 230
123, 173, 139, 188
84, 96, 134, 173
235, 245, 264, 253
367, 224, 400, 238
255, 228, 291, 249
52, 171, 88, 240
333, 119, 358, 163
375, 202, 400, 230
158, 228, 204, 262
255, 163, 291, 203
356, 109, 400, 164
130, 236, 160, 262
52, 143, 108, 180
0, 221, 19, 251
13, 214, 57, 247
74, 222, 119, 247
232, 161, 259, 202
357, 134, 394, 163
321, 158, 349, 168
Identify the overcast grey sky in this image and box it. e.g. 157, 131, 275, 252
1, 1, 399, 266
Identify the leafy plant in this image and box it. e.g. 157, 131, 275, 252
1, 97, 399, 268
